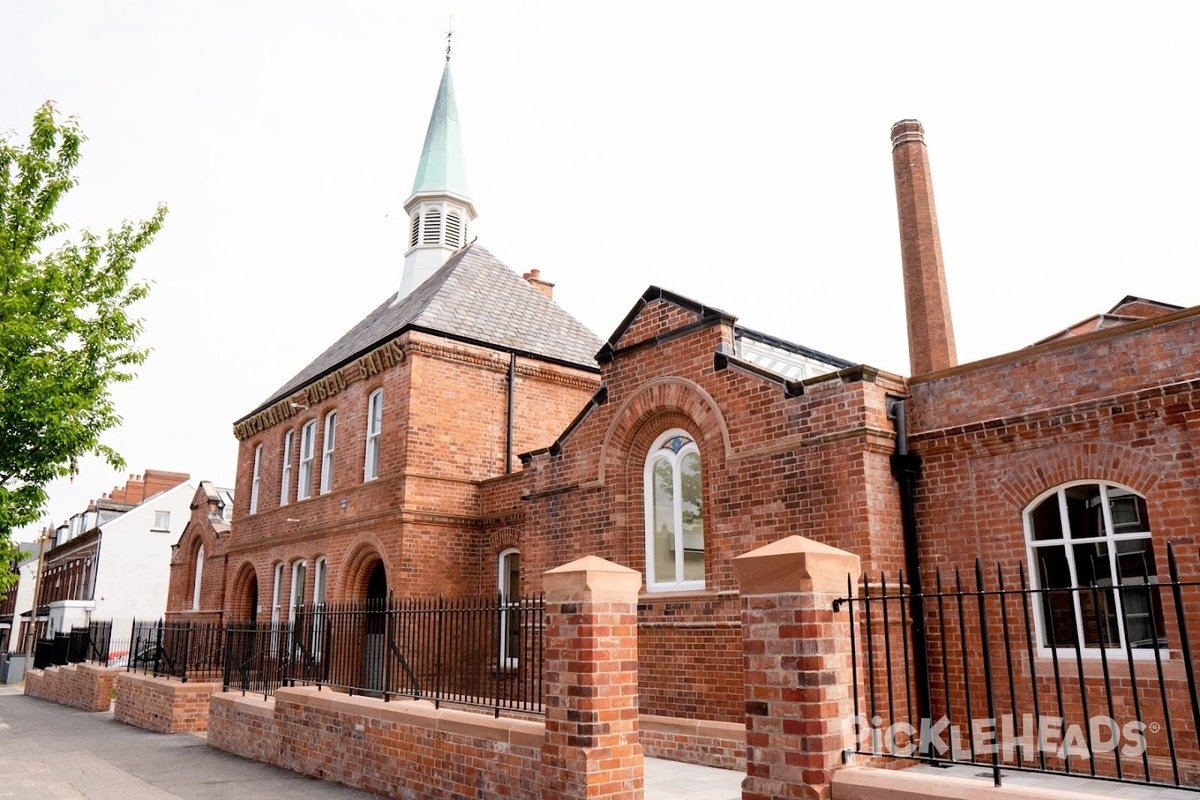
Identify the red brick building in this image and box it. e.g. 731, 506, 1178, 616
172, 63, 1200, 777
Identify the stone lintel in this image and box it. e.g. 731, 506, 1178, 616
734, 535, 861, 596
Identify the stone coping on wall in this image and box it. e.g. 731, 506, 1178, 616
218, 686, 546, 748
832, 765, 1159, 800
23, 664, 117, 713
639, 714, 745, 770
113, 672, 222, 734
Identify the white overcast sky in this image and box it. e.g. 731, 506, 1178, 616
3, 2, 1198, 540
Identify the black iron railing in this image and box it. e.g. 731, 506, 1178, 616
834, 544, 1200, 790
126, 619, 225, 682
223, 593, 545, 716
70, 620, 113, 665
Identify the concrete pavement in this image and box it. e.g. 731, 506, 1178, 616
0, 686, 744, 799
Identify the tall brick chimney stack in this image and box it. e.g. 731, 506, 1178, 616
891, 119, 957, 375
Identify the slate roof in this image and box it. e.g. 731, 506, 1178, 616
243, 244, 602, 420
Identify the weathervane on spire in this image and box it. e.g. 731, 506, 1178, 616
444, 16, 455, 61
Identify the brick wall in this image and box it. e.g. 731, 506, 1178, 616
221, 329, 597, 620
509, 296, 907, 725
113, 672, 221, 733
209, 687, 544, 799
23, 664, 115, 712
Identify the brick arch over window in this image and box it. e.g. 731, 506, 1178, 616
229, 562, 260, 622
994, 442, 1165, 510
598, 376, 731, 486
341, 539, 388, 601
486, 526, 523, 555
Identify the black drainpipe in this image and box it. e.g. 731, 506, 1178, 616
887, 395, 933, 743
505, 353, 516, 474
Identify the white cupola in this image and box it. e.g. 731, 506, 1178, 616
399, 58, 477, 298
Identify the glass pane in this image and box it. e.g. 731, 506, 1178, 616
1034, 545, 1077, 647
680, 452, 704, 581
651, 458, 676, 583
1063, 484, 1104, 539
1114, 537, 1165, 649
1073, 542, 1117, 647
1029, 494, 1063, 541
1109, 488, 1149, 534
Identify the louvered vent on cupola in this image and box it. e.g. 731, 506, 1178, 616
445, 213, 462, 248
422, 209, 442, 245
409, 215, 420, 248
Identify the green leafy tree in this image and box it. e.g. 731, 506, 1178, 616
0, 103, 166, 596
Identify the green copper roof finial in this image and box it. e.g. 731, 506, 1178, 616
410, 46, 470, 199
445, 16, 454, 61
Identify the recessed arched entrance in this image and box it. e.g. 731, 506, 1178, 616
363, 559, 387, 693
231, 563, 260, 624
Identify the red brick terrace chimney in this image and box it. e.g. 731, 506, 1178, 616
891, 119, 957, 375
522, 268, 554, 300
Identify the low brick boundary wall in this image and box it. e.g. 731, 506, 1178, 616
209, 687, 544, 798
113, 672, 222, 733
640, 714, 745, 770
23, 664, 116, 712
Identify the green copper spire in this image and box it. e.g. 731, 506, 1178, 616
410, 61, 470, 199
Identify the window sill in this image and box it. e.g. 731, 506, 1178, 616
638, 588, 720, 602
1033, 652, 1186, 681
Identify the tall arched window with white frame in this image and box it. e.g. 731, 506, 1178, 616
191, 544, 204, 611
644, 429, 704, 591
249, 444, 262, 514
298, 421, 316, 501
280, 429, 293, 506
1025, 481, 1165, 654
498, 548, 520, 666
320, 411, 337, 495
364, 390, 382, 481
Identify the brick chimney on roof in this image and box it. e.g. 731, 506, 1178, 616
522, 268, 554, 300
891, 119, 957, 375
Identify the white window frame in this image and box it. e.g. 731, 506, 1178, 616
298, 421, 316, 501
249, 444, 262, 514
498, 548, 520, 666
312, 557, 328, 656
153, 510, 170, 531
320, 411, 337, 495
191, 544, 204, 611
270, 562, 284, 654
364, 390, 383, 482
1025, 481, 1164, 659
643, 429, 705, 592
280, 429, 293, 506
289, 559, 307, 625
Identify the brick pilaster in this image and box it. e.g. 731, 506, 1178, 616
541, 556, 644, 800
733, 536, 862, 800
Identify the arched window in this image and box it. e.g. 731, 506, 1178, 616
298, 420, 316, 500
280, 429, 293, 506
1025, 482, 1164, 652
422, 209, 442, 245
320, 411, 337, 494
289, 559, 307, 625
192, 544, 205, 611
249, 444, 262, 514
644, 430, 704, 591
364, 390, 382, 481
409, 214, 420, 248
498, 548, 520, 665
